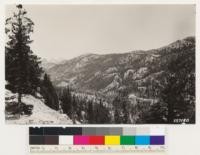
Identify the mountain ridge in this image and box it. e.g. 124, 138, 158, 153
45, 36, 195, 98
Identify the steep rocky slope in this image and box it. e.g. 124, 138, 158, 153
46, 36, 195, 98
5, 90, 73, 124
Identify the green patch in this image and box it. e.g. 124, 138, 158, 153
120, 136, 135, 145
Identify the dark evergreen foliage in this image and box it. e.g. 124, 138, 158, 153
94, 98, 111, 124
87, 100, 94, 123
40, 74, 59, 110
5, 5, 43, 104
58, 87, 111, 124
139, 38, 195, 124
113, 91, 130, 124
161, 44, 195, 123
60, 87, 72, 117
136, 102, 167, 124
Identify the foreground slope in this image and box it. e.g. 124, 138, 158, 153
5, 90, 73, 124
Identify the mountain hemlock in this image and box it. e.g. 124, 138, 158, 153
5, 5, 43, 105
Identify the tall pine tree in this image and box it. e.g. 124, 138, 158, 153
87, 100, 94, 123
60, 87, 72, 117
5, 5, 43, 105
41, 74, 59, 110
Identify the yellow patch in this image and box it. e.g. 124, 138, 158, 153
105, 136, 120, 145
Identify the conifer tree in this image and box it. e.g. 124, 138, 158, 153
143, 41, 195, 124
87, 100, 94, 123
114, 109, 121, 123
60, 87, 72, 116
98, 99, 110, 123
5, 5, 43, 105
161, 46, 195, 123
112, 91, 129, 124
41, 74, 59, 110
71, 94, 77, 124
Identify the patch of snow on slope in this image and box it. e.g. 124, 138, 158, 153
5, 90, 73, 125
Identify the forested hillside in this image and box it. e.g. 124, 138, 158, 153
46, 36, 195, 124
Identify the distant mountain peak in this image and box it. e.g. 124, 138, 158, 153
158, 36, 195, 51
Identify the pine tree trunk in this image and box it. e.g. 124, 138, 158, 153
72, 105, 76, 124
17, 92, 22, 116
72, 113, 76, 124
18, 93, 22, 105
18, 93, 22, 104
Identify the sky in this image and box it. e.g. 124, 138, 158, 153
6, 4, 195, 60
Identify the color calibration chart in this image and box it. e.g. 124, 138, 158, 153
29, 127, 166, 153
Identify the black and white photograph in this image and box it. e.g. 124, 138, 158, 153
5, 4, 195, 124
